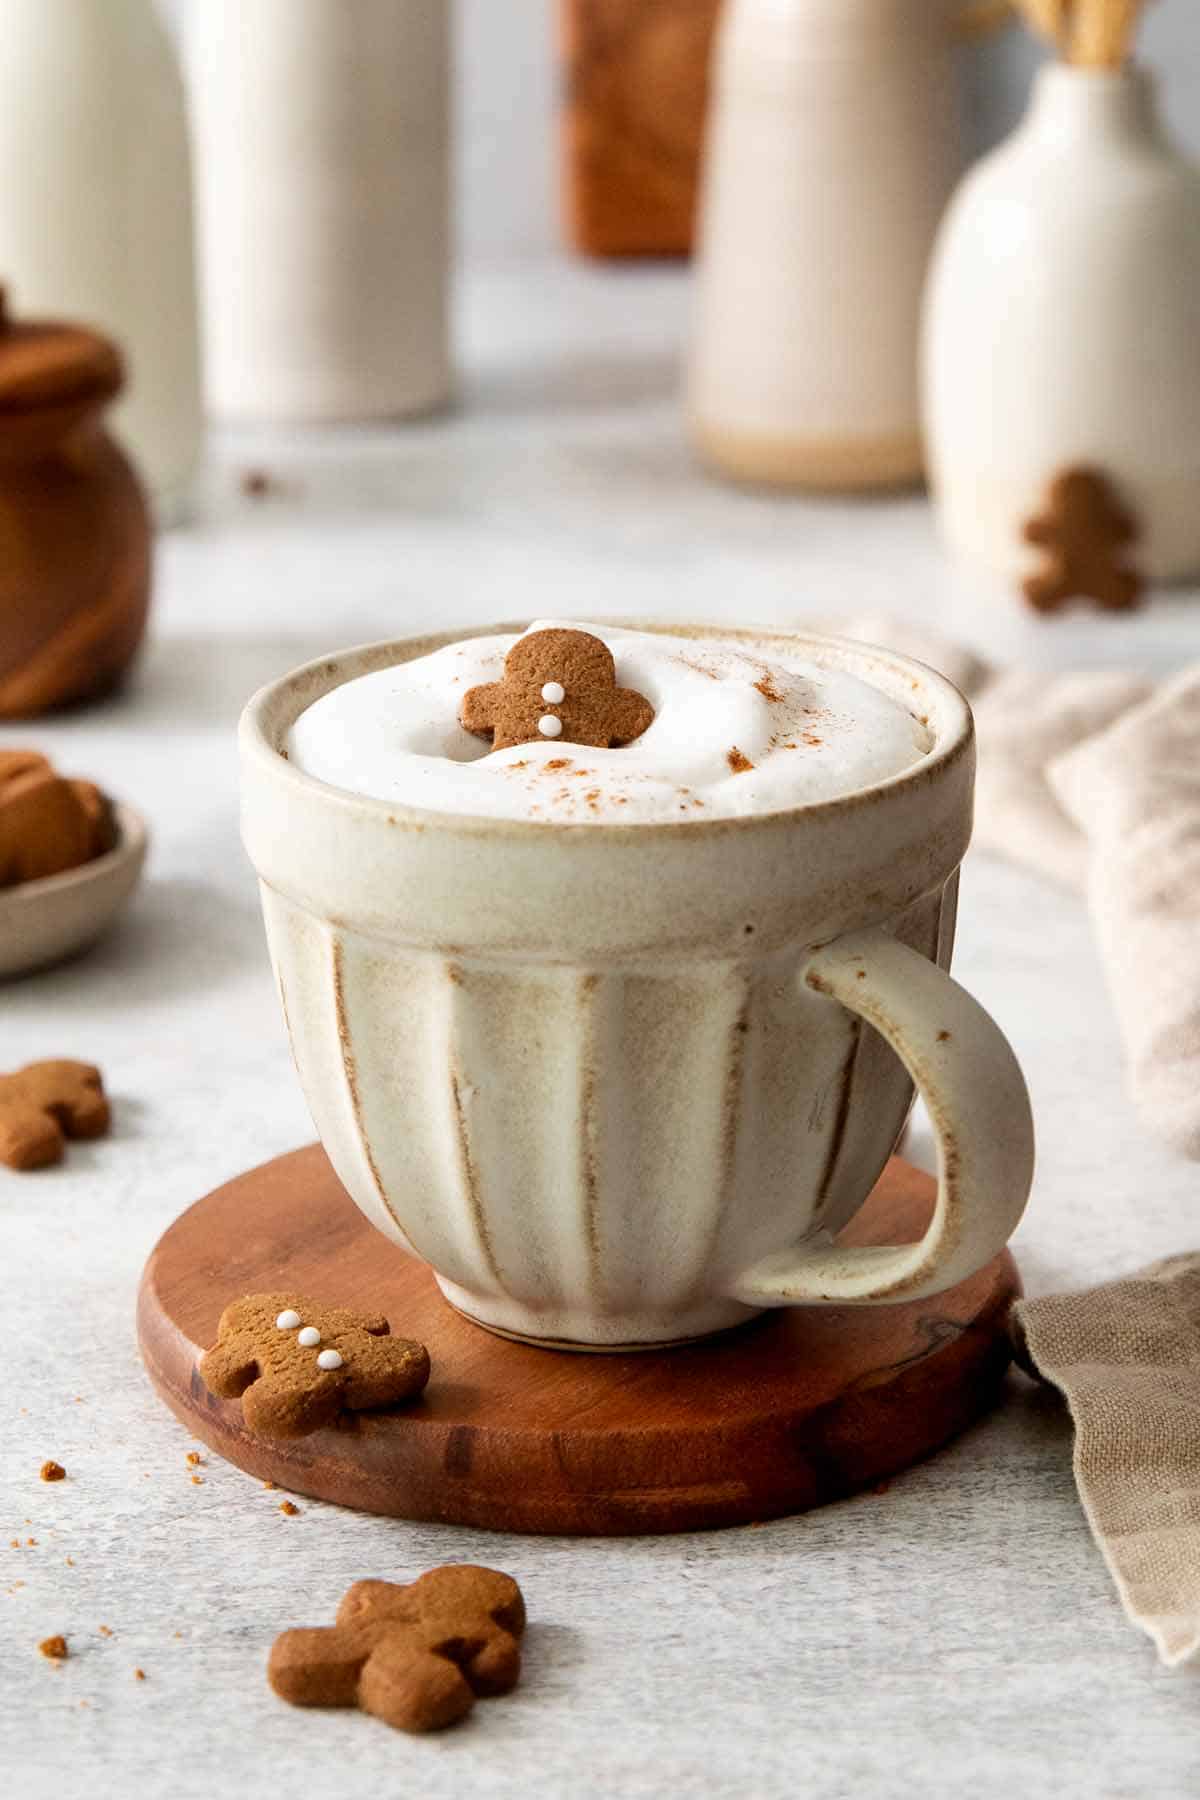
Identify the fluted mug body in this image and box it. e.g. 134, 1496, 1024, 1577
240, 625, 1032, 1349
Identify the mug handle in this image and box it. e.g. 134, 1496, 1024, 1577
728, 926, 1034, 1308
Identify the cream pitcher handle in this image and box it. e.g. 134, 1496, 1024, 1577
729, 927, 1034, 1308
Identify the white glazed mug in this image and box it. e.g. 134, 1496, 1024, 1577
240, 626, 1033, 1350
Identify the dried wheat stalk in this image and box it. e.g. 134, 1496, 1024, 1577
1012, 0, 1075, 48
956, 1, 1017, 41
1003, 0, 1149, 65
1070, 0, 1147, 67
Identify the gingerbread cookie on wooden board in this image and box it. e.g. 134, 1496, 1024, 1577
199, 1294, 430, 1439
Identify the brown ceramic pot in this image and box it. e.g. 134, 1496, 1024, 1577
0, 292, 152, 718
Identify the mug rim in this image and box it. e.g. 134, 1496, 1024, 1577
240, 618, 974, 843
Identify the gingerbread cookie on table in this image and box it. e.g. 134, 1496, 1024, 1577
0, 1060, 109, 1170
199, 1293, 430, 1439
461, 627, 654, 751
269, 1564, 526, 1733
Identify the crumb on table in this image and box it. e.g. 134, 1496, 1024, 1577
279, 1499, 300, 1517
40, 1460, 66, 1482
240, 468, 277, 499
39, 1635, 68, 1661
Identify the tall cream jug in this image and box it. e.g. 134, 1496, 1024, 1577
186, 0, 451, 423
688, 0, 962, 492
0, 0, 203, 524
924, 64, 1200, 585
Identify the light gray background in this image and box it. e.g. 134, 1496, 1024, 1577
8, 8, 1200, 1798
164, 0, 1200, 263
453, 0, 1200, 257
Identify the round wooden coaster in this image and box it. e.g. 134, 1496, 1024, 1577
137, 1145, 1020, 1536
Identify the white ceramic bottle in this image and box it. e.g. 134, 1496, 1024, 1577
186, 0, 451, 423
0, 0, 203, 524
924, 64, 1200, 584
688, 0, 962, 491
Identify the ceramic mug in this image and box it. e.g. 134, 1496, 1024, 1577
240, 625, 1033, 1350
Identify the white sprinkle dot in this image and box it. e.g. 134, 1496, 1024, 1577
297, 1325, 321, 1347
316, 1348, 343, 1371
538, 714, 563, 738
275, 1310, 302, 1331
541, 681, 565, 704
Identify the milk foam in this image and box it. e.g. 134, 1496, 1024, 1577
287, 622, 930, 824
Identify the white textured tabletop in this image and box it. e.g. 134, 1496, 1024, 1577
5, 262, 1200, 1800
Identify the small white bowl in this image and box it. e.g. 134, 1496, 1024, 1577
0, 802, 148, 979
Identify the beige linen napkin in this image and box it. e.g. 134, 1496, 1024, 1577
1013, 1260, 1200, 1667
972, 668, 1154, 891
823, 617, 1200, 1656
828, 616, 1200, 1158
1049, 668, 1200, 1160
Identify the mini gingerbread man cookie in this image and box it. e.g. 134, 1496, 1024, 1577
461, 627, 654, 751
1022, 466, 1143, 614
199, 1293, 430, 1439
269, 1565, 526, 1733
0, 1060, 109, 1170
0, 750, 115, 889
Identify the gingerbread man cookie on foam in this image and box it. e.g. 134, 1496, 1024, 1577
199, 1293, 430, 1439
461, 627, 654, 751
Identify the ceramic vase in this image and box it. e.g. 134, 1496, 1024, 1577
687, 0, 962, 491
923, 64, 1200, 585
0, 0, 203, 524
186, 0, 451, 423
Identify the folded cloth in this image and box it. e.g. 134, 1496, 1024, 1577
972, 669, 1154, 891
826, 620, 1200, 1657
826, 616, 1200, 1159
1013, 1259, 1200, 1667
1049, 667, 1200, 1159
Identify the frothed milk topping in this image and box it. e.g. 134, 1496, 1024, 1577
287, 623, 931, 823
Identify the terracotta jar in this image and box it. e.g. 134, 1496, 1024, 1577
0, 294, 152, 718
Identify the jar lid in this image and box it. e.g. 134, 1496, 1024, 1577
0, 288, 123, 414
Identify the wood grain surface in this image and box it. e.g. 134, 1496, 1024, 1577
0, 301, 152, 718
137, 1144, 1019, 1535
559, 0, 720, 257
